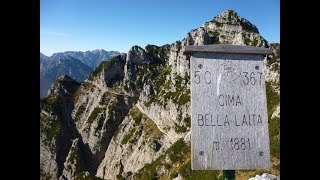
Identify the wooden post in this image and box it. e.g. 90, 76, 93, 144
223, 170, 235, 180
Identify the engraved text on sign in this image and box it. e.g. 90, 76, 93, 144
191, 53, 271, 170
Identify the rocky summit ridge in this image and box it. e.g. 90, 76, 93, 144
40, 10, 280, 180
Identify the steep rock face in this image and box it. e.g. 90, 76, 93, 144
87, 54, 127, 88
184, 27, 212, 46
71, 55, 135, 175
93, 46, 190, 179
40, 76, 84, 179
61, 138, 87, 179
266, 43, 280, 94
96, 106, 171, 179
123, 45, 189, 142
40, 55, 136, 179
123, 46, 162, 96
40, 9, 280, 180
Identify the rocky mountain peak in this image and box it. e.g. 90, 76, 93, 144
214, 9, 240, 23
48, 75, 80, 96
211, 9, 259, 33
127, 46, 149, 64
127, 45, 164, 65
194, 9, 267, 47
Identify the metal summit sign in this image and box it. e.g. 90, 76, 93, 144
184, 44, 273, 170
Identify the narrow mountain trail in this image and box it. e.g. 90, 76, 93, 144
136, 103, 176, 144
89, 80, 175, 143
88, 80, 135, 97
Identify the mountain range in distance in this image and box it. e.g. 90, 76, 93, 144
40, 50, 121, 98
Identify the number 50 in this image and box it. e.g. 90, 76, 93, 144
194, 71, 211, 84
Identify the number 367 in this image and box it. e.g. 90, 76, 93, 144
242, 72, 263, 85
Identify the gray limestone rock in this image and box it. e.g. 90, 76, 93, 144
60, 138, 86, 179
248, 173, 280, 180
271, 105, 280, 119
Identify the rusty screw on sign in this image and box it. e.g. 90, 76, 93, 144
199, 151, 204, 156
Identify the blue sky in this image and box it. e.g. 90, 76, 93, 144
40, 0, 279, 56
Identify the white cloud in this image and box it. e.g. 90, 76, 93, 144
40, 30, 72, 37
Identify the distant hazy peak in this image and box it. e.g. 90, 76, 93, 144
91, 49, 106, 53
40, 52, 50, 59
